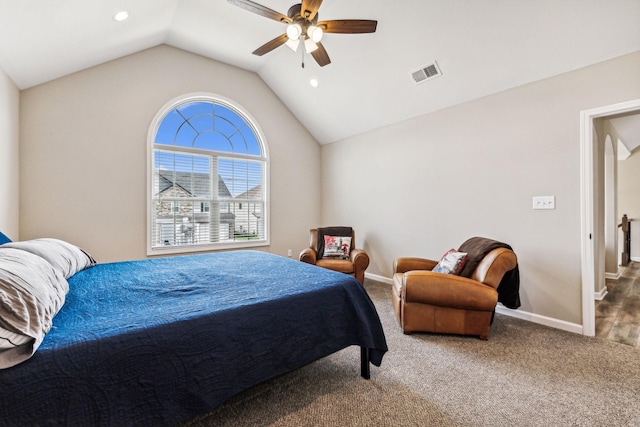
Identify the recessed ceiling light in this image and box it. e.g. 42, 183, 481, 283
113, 11, 129, 22
309, 78, 319, 88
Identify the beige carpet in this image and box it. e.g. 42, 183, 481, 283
183, 279, 640, 426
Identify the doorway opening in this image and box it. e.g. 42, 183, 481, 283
580, 99, 640, 336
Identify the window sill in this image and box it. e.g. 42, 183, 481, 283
147, 240, 270, 257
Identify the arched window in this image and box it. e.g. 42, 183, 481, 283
147, 94, 268, 254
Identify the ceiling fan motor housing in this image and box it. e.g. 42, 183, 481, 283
288, 4, 318, 35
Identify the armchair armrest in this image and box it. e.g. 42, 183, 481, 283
401, 271, 498, 311
299, 247, 317, 265
393, 257, 438, 274
350, 248, 370, 271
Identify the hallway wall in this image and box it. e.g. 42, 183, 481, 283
618, 144, 640, 260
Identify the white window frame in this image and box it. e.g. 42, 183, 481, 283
146, 93, 270, 256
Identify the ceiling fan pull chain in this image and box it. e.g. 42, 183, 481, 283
301, 42, 305, 68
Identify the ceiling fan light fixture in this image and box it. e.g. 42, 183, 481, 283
228, 0, 377, 68
307, 25, 323, 43
286, 23, 302, 40
304, 38, 318, 53
285, 38, 300, 52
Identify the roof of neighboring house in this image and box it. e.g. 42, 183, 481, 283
157, 170, 233, 199
235, 184, 262, 200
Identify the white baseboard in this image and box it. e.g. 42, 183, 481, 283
599, 270, 616, 300
593, 288, 608, 301
365, 272, 393, 285
604, 271, 621, 280
631, 257, 640, 262
495, 304, 583, 334
366, 272, 584, 335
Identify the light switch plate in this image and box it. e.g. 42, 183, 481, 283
533, 196, 555, 210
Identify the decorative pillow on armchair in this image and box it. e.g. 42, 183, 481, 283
323, 235, 352, 259
432, 249, 467, 275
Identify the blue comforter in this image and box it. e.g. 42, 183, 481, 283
0, 250, 387, 426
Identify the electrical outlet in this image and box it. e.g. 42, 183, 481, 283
287, 249, 292, 257
533, 196, 555, 210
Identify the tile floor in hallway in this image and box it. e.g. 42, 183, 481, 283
595, 261, 640, 347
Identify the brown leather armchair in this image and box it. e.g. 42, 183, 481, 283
299, 228, 370, 284
392, 247, 517, 339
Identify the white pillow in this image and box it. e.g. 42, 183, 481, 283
2, 238, 95, 279
0, 248, 69, 368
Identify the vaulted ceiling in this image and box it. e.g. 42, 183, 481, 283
1, 0, 639, 145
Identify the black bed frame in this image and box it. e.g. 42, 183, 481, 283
360, 347, 370, 379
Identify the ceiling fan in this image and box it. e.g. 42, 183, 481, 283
227, 0, 377, 67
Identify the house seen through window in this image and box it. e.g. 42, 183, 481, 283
148, 95, 268, 253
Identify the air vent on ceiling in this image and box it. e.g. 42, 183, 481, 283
411, 61, 442, 84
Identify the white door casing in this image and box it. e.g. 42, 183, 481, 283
580, 99, 640, 336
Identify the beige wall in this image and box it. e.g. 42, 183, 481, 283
19, 45, 321, 262
321, 51, 640, 325
0, 66, 19, 239
592, 118, 610, 291
602, 126, 618, 277
618, 145, 640, 260
13, 42, 640, 327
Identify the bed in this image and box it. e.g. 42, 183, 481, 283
0, 239, 387, 426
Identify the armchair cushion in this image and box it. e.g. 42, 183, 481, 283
399, 271, 498, 311
316, 258, 354, 274
432, 249, 467, 275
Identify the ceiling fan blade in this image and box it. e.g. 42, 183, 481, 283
228, 0, 292, 24
318, 19, 378, 34
252, 33, 289, 56
301, 0, 323, 21
311, 42, 331, 67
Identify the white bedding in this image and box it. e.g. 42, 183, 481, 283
0, 239, 95, 368
2, 238, 96, 279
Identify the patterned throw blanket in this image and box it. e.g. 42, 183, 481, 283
458, 236, 521, 309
